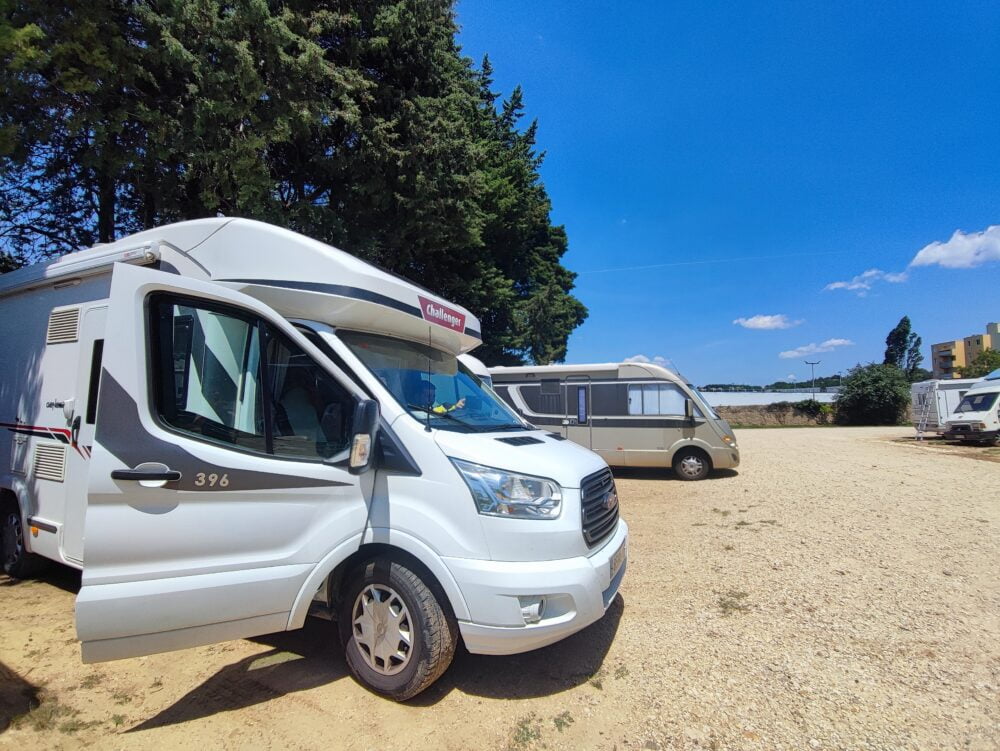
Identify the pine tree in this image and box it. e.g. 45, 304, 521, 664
884, 316, 911, 369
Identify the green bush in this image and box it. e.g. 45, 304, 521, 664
835, 364, 910, 425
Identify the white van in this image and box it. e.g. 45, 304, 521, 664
941, 370, 1000, 444
0, 218, 627, 701
490, 362, 739, 480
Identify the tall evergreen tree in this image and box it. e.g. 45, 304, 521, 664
884, 316, 911, 368
0, 0, 585, 364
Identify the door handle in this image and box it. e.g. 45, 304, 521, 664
111, 469, 181, 482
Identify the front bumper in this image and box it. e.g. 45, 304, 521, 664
710, 445, 740, 469
943, 429, 998, 441
445, 519, 628, 655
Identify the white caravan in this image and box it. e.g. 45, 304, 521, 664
910, 377, 981, 435
0, 218, 627, 701
490, 362, 739, 480
941, 369, 1000, 444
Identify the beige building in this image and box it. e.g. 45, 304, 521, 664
932, 322, 999, 379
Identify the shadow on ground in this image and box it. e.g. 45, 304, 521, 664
0, 661, 40, 733
612, 467, 738, 482
0, 565, 81, 594
129, 594, 625, 730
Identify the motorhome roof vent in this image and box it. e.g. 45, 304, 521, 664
46, 307, 80, 344
33, 443, 66, 482
495, 436, 544, 446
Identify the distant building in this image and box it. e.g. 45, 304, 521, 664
931, 322, 999, 379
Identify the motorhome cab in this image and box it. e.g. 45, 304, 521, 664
490, 362, 739, 480
0, 218, 627, 701
941, 370, 1000, 444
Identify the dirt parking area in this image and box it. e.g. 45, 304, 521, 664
1, 427, 997, 750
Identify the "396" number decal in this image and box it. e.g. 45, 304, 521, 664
194, 472, 230, 488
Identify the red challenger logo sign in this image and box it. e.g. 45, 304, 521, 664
418, 295, 466, 332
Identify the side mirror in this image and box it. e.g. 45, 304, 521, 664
348, 399, 380, 475
684, 398, 694, 421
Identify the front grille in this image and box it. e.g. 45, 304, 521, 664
580, 467, 618, 547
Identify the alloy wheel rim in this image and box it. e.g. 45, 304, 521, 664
679, 455, 704, 478
2, 512, 23, 568
351, 584, 413, 676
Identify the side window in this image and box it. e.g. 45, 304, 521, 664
539, 379, 563, 415
576, 386, 588, 423
264, 328, 354, 460
151, 295, 354, 461
627, 385, 642, 415
657, 384, 687, 415
151, 297, 267, 452
85, 339, 104, 424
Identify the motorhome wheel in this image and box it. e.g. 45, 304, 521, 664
673, 449, 711, 481
339, 557, 457, 701
1, 499, 46, 579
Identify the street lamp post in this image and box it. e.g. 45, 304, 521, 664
805, 360, 820, 399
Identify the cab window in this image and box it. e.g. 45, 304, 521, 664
150, 294, 353, 460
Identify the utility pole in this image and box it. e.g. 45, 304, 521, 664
804, 360, 820, 399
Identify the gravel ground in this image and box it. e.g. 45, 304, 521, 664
1, 426, 997, 750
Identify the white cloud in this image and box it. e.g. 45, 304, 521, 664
733, 314, 803, 330
624, 353, 669, 366
779, 338, 854, 359
824, 268, 909, 295
909, 225, 1000, 269
785, 373, 798, 381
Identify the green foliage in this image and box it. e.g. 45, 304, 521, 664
0, 0, 584, 364
957, 348, 1000, 379
884, 315, 923, 380
835, 364, 911, 425
792, 399, 833, 422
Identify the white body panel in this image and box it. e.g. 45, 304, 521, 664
910, 378, 981, 433
0, 219, 626, 667
940, 376, 1000, 441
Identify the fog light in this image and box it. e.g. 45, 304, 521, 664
518, 596, 546, 624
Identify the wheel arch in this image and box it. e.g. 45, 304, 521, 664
285, 530, 470, 631
671, 443, 713, 471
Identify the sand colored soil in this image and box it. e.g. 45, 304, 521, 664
1, 427, 997, 750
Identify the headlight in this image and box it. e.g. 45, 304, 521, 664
722, 435, 736, 445
451, 459, 562, 519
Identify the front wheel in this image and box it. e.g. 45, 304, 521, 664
1, 499, 47, 579
338, 558, 457, 701
673, 448, 711, 481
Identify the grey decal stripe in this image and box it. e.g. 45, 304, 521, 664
96, 373, 350, 492
218, 278, 483, 339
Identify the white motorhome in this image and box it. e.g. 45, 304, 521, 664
941, 370, 1000, 444
0, 218, 627, 701
490, 362, 739, 480
910, 377, 981, 435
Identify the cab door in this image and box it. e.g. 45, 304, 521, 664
76, 263, 370, 663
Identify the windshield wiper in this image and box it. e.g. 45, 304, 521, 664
473, 423, 528, 433
405, 404, 469, 427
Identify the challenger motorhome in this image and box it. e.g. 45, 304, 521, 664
490, 362, 739, 480
941, 369, 1000, 444
0, 218, 627, 700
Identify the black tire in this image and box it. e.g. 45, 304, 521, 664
338, 557, 457, 701
1, 497, 47, 579
672, 448, 711, 481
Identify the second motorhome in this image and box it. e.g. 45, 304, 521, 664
490, 362, 739, 480
0, 218, 627, 701
941, 370, 1000, 444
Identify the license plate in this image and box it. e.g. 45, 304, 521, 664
609, 539, 627, 579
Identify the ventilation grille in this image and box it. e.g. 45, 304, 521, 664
495, 436, 544, 446
33, 444, 66, 482
47, 307, 80, 344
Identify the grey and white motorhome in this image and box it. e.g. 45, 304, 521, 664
911, 377, 981, 435
940, 369, 1000, 444
0, 218, 627, 701
490, 362, 739, 480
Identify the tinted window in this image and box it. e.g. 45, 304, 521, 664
150, 295, 353, 460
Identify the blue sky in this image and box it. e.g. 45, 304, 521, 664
455, 1, 1000, 385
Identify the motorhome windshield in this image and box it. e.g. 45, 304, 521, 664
688, 385, 720, 420
954, 391, 999, 413
338, 331, 526, 432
